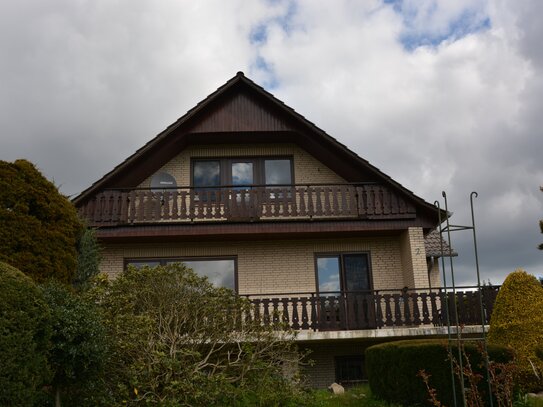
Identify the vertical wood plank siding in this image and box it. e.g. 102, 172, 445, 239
189, 93, 293, 133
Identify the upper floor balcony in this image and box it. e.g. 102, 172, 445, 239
78, 183, 417, 227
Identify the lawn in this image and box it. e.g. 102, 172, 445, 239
309, 384, 401, 407
308, 384, 543, 407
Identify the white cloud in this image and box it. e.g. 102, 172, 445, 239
0, 0, 541, 285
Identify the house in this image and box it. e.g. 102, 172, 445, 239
74, 72, 496, 388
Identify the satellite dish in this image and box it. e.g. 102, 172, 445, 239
150, 172, 177, 192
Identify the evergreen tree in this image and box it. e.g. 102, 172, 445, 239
488, 269, 543, 391
0, 159, 83, 283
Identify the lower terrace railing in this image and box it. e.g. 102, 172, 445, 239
243, 286, 499, 332
78, 183, 417, 226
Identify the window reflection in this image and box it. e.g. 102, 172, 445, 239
264, 159, 292, 185
127, 261, 161, 269
125, 258, 236, 290
193, 161, 220, 187
317, 257, 341, 293
180, 259, 235, 290
231, 162, 254, 186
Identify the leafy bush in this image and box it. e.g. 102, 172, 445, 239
41, 281, 109, 407
488, 269, 543, 391
0, 262, 52, 406
90, 264, 308, 406
366, 339, 513, 406
0, 159, 83, 283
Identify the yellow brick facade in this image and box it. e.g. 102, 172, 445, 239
399, 227, 429, 289
99, 232, 428, 293
138, 143, 346, 188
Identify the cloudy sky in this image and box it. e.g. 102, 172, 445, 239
1, 0, 541, 285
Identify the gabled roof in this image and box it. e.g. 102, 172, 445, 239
73, 72, 443, 225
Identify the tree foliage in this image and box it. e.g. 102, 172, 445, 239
0, 261, 52, 406
91, 264, 307, 406
0, 159, 83, 283
73, 227, 101, 289
539, 187, 543, 250
41, 281, 109, 407
488, 269, 543, 391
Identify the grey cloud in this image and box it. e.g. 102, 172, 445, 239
1, 0, 541, 286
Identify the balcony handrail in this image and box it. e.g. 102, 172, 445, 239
241, 285, 500, 332
242, 285, 500, 297
79, 182, 418, 226
102, 182, 381, 192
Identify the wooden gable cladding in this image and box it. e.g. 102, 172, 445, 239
187, 89, 294, 133
73, 72, 443, 227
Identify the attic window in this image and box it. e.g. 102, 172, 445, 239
192, 157, 293, 187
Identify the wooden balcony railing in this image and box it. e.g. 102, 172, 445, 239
244, 286, 499, 332
78, 183, 417, 226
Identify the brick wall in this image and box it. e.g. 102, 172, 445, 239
399, 227, 428, 289
99, 236, 412, 293
428, 257, 442, 288
137, 143, 346, 188
301, 341, 375, 388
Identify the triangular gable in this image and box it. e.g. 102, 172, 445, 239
73, 72, 443, 226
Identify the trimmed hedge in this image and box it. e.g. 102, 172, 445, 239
0, 262, 51, 406
488, 269, 543, 391
366, 339, 513, 406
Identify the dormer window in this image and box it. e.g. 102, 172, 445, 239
192, 157, 293, 187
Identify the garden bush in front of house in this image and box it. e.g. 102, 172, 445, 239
0, 159, 83, 283
488, 269, 543, 392
0, 261, 52, 407
365, 339, 513, 406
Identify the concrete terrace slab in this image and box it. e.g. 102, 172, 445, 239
295, 325, 488, 342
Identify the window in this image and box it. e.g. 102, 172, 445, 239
335, 356, 365, 386
193, 161, 221, 188
192, 157, 293, 187
125, 257, 237, 291
316, 253, 371, 294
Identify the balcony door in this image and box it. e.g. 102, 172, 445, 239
229, 160, 257, 219
316, 253, 375, 330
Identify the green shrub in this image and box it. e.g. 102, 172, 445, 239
41, 281, 109, 406
488, 269, 543, 391
366, 339, 513, 406
0, 159, 83, 283
90, 264, 307, 406
73, 227, 101, 289
0, 262, 52, 406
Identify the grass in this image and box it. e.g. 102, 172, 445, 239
307, 384, 543, 407
309, 384, 402, 407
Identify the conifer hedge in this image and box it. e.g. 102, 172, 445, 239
0, 159, 83, 283
488, 269, 543, 391
366, 339, 512, 406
